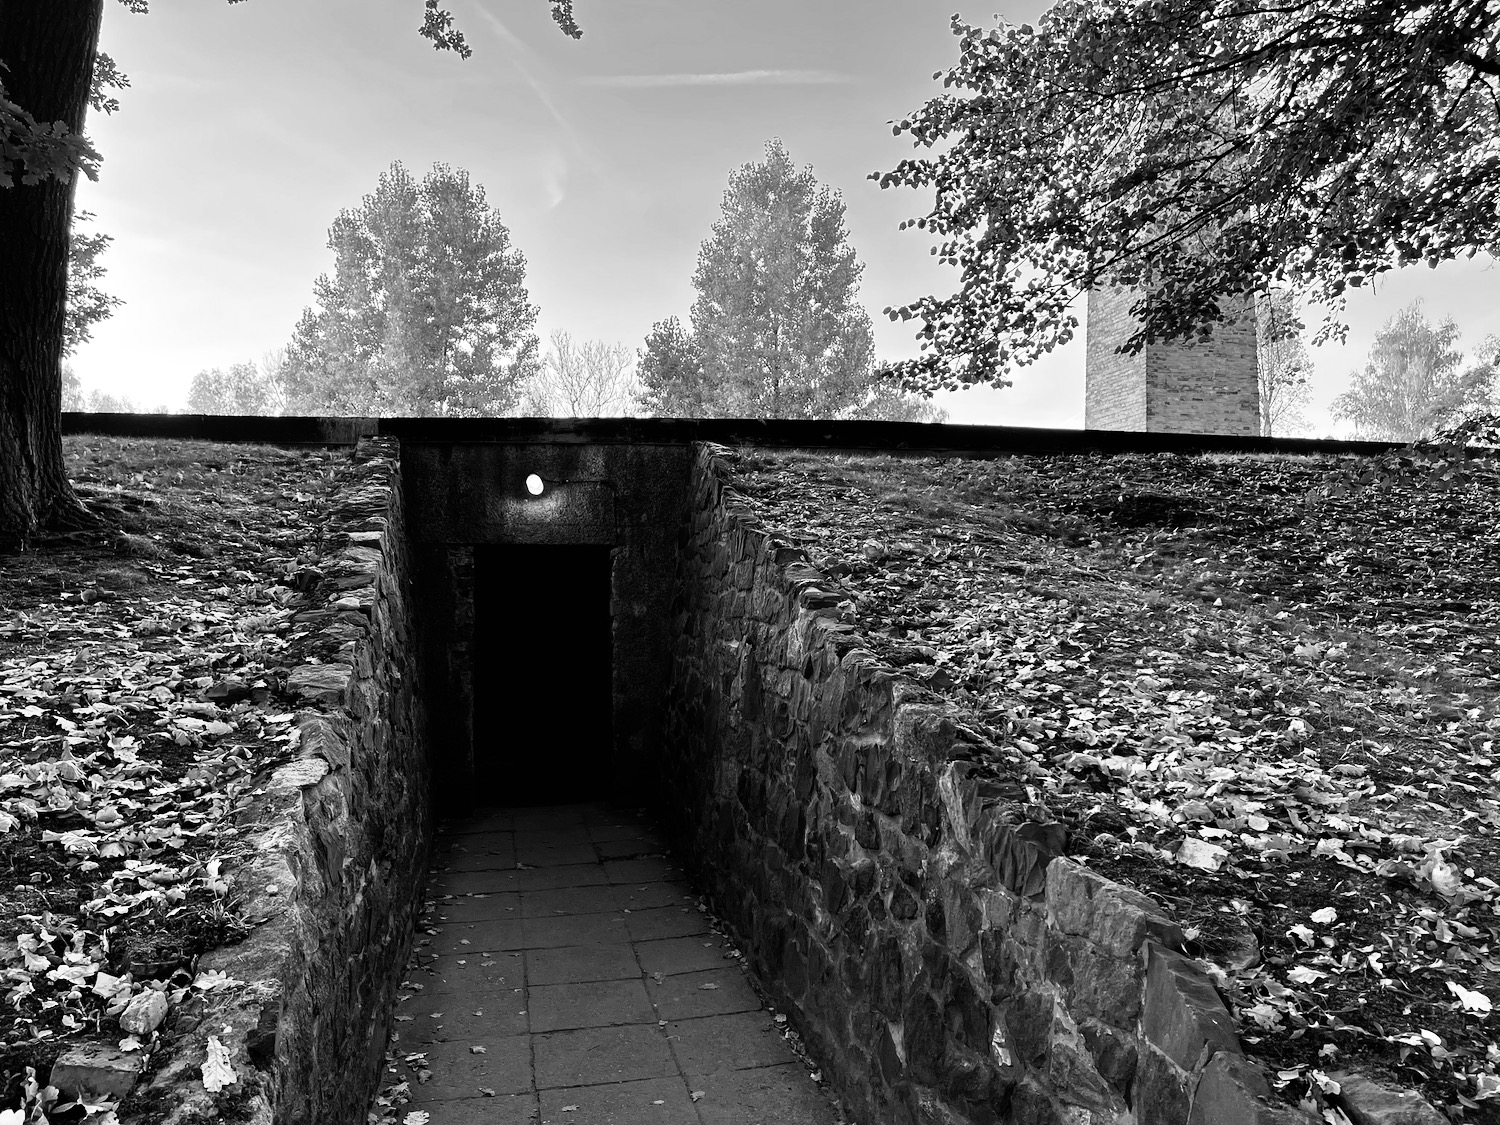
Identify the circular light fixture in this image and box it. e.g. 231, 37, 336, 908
525, 473, 544, 496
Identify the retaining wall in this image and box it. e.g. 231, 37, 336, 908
658, 443, 1308, 1125
122, 435, 431, 1124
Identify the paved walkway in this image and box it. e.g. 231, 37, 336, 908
385, 802, 849, 1125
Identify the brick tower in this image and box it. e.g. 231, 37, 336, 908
1085, 288, 1261, 434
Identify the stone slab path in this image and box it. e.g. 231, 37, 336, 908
384, 802, 849, 1125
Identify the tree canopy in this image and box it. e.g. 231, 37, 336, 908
187, 357, 285, 416
874, 0, 1500, 397
1331, 301, 1498, 441
660, 139, 943, 421
279, 160, 540, 417
63, 209, 123, 357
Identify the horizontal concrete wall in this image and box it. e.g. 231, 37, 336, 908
122, 436, 432, 1125
658, 443, 1310, 1125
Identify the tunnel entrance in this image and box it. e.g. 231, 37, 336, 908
472, 545, 614, 805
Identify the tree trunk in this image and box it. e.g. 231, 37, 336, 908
0, 0, 105, 549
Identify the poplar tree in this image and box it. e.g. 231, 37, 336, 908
279, 161, 540, 417
678, 139, 942, 421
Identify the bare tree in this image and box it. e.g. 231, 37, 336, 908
1256, 290, 1311, 436
525, 330, 640, 417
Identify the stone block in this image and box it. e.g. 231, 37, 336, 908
49, 1043, 144, 1102
1047, 858, 1185, 957
1334, 1072, 1448, 1125
1045, 929, 1143, 1025
1078, 1017, 1138, 1093
287, 662, 352, 705
1135, 1044, 1193, 1125
1189, 1051, 1313, 1124
1143, 944, 1240, 1073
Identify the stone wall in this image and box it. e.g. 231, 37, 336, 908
122, 436, 432, 1125
658, 443, 1309, 1125
1086, 288, 1261, 436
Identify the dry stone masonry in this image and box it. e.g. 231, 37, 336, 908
118, 436, 431, 1125
658, 443, 1311, 1125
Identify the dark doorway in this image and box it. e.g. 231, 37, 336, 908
473, 545, 613, 804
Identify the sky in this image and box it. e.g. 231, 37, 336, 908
67, 0, 1500, 433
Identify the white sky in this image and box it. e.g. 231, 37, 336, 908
68, 0, 1500, 433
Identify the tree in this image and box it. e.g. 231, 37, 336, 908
524, 331, 639, 417
1256, 290, 1311, 437
686, 139, 939, 421
187, 354, 286, 416
1330, 301, 1493, 441
0, 1, 579, 547
279, 160, 540, 417
634, 317, 711, 418
64, 208, 124, 356
874, 2, 1500, 397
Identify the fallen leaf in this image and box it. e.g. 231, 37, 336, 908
202, 1035, 237, 1092
1310, 907, 1338, 924
1447, 981, 1492, 1012
690, 1091, 705, 1102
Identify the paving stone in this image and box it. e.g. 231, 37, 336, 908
398, 993, 530, 1043
403, 1035, 533, 1100
432, 869, 533, 897
419, 945, 524, 989
635, 935, 733, 976
595, 835, 670, 860
588, 819, 662, 842
521, 885, 618, 918
625, 904, 713, 942
439, 835, 518, 872
527, 942, 641, 986
484, 864, 611, 893
439, 809, 517, 835
523, 912, 630, 949
605, 857, 683, 884
664, 1011, 798, 1075
530, 978, 656, 1032
612, 883, 697, 912
534, 1024, 678, 1089
516, 842, 601, 867
513, 806, 588, 830
432, 918, 526, 955
398, 1091, 539, 1124
537, 1076, 699, 1125
430, 891, 522, 924
646, 967, 762, 1020
684, 1062, 843, 1125
514, 827, 595, 849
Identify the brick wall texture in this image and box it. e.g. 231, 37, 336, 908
1086, 288, 1261, 436
658, 443, 1311, 1125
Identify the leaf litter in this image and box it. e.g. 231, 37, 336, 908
726, 440, 1500, 1120
0, 435, 343, 1118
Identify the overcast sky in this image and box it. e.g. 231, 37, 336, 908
69, 0, 1500, 432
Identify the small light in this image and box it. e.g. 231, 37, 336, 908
525, 473, 544, 496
